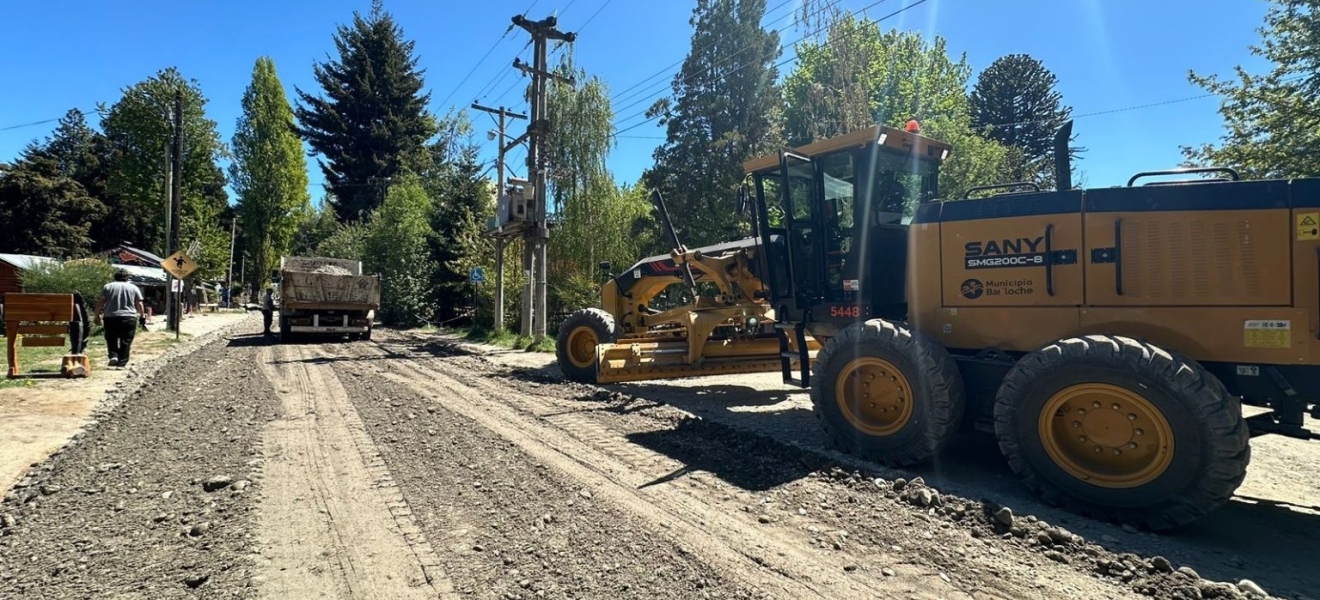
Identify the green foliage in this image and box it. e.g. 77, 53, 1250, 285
1183, 0, 1320, 178
294, 0, 437, 223
231, 57, 312, 292
0, 153, 107, 258
290, 202, 341, 255
19, 259, 117, 303
643, 0, 783, 247
422, 111, 489, 321
542, 60, 654, 313
363, 176, 436, 327
970, 53, 1079, 186
100, 67, 230, 277
0, 109, 119, 258
315, 221, 368, 260
782, 18, 1010, 200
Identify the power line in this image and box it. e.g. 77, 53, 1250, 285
0, 107, 102, 132
577, 0, 614, 33
612, 0, 913, 137
606, 0, 799, 106
434, 22, 519, 112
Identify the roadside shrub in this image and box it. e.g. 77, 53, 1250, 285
19, 259, 117, 303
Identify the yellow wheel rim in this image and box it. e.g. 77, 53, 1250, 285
566, 326, 598, 369
1039, 383, 1175, 489
835, 357, 914, 437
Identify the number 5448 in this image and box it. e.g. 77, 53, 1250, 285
829, 305, 860, 318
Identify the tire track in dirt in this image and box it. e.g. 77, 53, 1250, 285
360, 341, 970, 600
359, 335, 1145, 600
254, 343, 455, 599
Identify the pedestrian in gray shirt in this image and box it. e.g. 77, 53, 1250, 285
94, 269, 145, 367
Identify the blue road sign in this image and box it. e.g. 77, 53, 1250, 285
470, 267, 486, 284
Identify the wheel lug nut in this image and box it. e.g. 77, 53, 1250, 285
1111, 403, 1121, 410
1135, 429, 1144, 436
1094, 446, 1103, 453
1092, 401, 1101, 408
1128, 442, 1138, 449
1077, 408, 1086, 415
1128, 414, 1137, 421
1078, 435, 1087, 442
1113, 449, 1122, 456
1072, 421, 1081, 428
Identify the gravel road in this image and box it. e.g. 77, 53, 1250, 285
0, 320, 1312, 600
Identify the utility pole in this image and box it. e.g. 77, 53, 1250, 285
168, 90, 184, 335
472, 102, 526, 333
512, 14, 575, 342
226, 218, 237, 309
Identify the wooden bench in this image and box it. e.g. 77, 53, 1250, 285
3, 293, 87, 378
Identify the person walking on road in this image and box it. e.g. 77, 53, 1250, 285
94, 269, 145, 367
262, 285, 276, 336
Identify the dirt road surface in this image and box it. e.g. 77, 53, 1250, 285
1, 320, 1314, 600
0, 311, 250, 494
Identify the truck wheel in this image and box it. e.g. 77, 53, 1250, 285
810, 319, 965, 467
993, 335, 1250, 530
555, 308, 616, 383
278, 316, 290, 344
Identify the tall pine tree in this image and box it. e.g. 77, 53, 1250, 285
231, 57, 312, 293
295, 0, 437, 223
642, 0, 783, 247
969, 54, 1079, 186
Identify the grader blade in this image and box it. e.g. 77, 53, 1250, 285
594, 335, 821, 384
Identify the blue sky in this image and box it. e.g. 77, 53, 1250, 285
0, 0, 1274, 205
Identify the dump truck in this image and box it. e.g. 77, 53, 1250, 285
557, 119, 1320, 530
276, 256, 381, 343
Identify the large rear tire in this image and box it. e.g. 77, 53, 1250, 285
810, 319, 965, 467
555, 308, 617, 383
994, 335, 1250, 530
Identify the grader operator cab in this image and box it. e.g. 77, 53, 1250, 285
557, 119, 1320, 529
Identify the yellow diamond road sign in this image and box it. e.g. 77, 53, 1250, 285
160, 251, 199, 279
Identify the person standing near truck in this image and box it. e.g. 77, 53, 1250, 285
262, 285, 275, 336
94, 269, 145, 367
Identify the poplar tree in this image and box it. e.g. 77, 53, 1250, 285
231, 57, 312, 292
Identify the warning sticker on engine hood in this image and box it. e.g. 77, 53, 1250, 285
1244, 320, 1290, 349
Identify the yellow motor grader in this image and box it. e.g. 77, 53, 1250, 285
558, 119, 1319, 530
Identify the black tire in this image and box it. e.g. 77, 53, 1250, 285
993, 335, 1250, 531
810, 319, 965, 467
555, 308, 617, 383
278, 316, 290, 344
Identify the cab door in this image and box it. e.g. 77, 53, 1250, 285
775, 150, 826, 320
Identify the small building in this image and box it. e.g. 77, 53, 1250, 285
0, 253, 59, 300
107, 245, 166, 269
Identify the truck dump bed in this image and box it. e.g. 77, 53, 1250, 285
279, 257, 382, 310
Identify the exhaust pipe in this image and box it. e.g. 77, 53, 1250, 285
1054, 119, 1074, 191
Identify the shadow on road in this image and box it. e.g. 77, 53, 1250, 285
626, 416, 826, 492
598, 375, 1320, 599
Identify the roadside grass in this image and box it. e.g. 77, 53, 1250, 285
448, 325, 555, 353
1, 325, 188, 386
